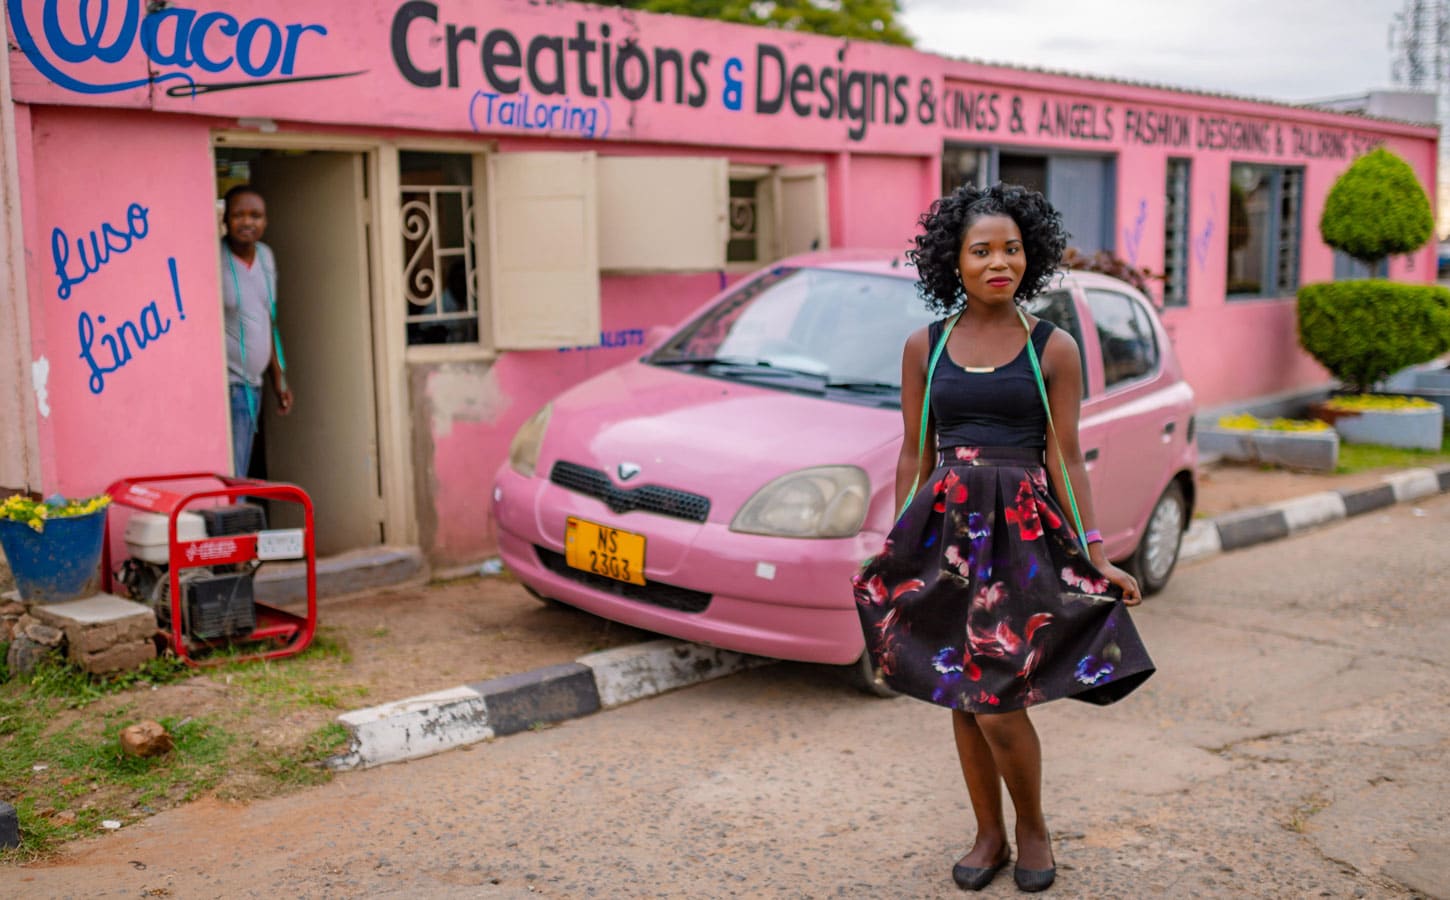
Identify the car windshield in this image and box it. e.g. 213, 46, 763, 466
649, 267, 934, 391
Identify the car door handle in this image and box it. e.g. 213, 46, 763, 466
1084, 448, 1100, 462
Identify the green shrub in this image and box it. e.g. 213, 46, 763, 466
1297, 280, 1450, 393
1319, 148, 1434, 268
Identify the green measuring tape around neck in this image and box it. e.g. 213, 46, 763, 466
900, 309, 1089, 555
1016, 308, 1088, 555
226, 245, 286, 376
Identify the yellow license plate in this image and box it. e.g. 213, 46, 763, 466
565, 518, 646, 586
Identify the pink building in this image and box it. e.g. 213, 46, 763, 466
0, 0, 1438, 571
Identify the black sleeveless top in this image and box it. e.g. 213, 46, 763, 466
927, 317, 1054, 452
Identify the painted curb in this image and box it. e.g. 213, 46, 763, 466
332, 641, 772, 769
1177, 519, 1222, 565
579, 638, 776, 708
1268, 491, 1348, 533
1185, 461, 1450, 565
329, 462, 1450, 770
331, 685, 492, 770
1213, 507, 1290, 552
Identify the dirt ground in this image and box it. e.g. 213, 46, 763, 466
292, 572, 653, 699
0, 458, 1425, 855
1191, 459, 1400, 518
2, 575, 654, 848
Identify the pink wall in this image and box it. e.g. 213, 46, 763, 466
842, 153, 930, 251
25, 106, 230, 497
8, 0, 941, 155
5, 0, 1441, 566
419, 271, 732, 565
936, 71, 1439, 408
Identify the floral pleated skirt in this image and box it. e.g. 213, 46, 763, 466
853, 447, 1154, 713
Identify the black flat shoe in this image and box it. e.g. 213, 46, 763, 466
952, 852, 1011, 891
1013, 864, 1056, 892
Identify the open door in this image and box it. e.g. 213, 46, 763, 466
250, 152, 383, 555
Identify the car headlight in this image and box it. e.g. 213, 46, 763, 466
508, 403, 553, 477
730, 466, 869, 538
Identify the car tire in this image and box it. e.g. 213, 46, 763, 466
1128, 481, 1187, 597
842, 651, 898, 698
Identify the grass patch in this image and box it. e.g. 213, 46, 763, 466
1284, 793, 1330, 834
21, 654, 194, 708
1335, 426, 1450, 473
240, 722, 353, 791
0, 709, 234, 860
209, 631, 366, 712
0, 629, 365, 860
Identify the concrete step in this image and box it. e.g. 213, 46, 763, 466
255, 545, 426, 607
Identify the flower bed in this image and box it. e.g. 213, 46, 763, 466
1197, 415, 1339, 472
1317, 395, 1444, 451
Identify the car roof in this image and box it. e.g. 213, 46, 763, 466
777, 249, 1150, 301
775, 248, 918, 278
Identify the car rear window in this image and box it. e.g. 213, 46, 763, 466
1025, 289, 1089, 397
1085, 288, 1160, 389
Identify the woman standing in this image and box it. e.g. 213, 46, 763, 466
854, 183, 1155, 892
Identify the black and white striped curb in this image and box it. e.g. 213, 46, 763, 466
328, 463, 1449, 770
329, 639, 772, 769
1179, 464, 1450, 564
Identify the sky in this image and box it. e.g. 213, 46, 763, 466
898, 0, 1408, 104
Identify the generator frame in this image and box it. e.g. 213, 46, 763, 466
102, 472, 317, 666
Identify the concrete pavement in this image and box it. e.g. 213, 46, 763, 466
8, 490, 1449, 897
329, 463, 1450, 771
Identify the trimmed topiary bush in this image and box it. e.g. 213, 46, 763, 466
1297, 280, 1450, 393
1319, 147, 1434, 268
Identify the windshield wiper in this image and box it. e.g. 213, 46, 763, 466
651, 356, 824, 378
651, 355, 759, 367
823, 379, 900, 393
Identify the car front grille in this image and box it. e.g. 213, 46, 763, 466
535, 547, 713, 614
548, 461, 711, 523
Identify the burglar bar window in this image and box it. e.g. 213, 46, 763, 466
727, 178, 760, 264
1226, 163, 1303, 299
942, 144, 991, 195
1163, 158, 1190, 307
400, 151, 480, 346
1276, 168, 1302, 294
1333, 249, 1388, 279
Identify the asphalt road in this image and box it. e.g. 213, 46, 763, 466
7, 493, 1450, 899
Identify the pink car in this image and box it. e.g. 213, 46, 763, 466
492, 251, 1196, 688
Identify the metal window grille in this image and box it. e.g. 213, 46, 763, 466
1163, 159, 1191, 307
727, 178, 760, 263
401, 185, 478, 343
1276, 169, 1303, 295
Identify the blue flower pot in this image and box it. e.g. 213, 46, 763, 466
0, 508, 106, 604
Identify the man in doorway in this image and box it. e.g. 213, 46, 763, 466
221, 185, 293, 477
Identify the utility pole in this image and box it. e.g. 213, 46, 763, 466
1391, 0, 1450, 236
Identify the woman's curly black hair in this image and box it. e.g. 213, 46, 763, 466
907, 182, 1069, 313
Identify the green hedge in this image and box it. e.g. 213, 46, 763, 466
1319, 148, 1434, 267
1297, 280, 1450, 392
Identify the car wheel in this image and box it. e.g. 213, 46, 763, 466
842, 651, 898, 698
1129, 481, 1186, 596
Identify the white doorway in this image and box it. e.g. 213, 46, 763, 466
216, 147, 385, 556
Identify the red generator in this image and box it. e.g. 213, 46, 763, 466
103, 472, 317, 666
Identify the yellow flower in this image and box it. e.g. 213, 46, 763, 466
1, 492, 109, 534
